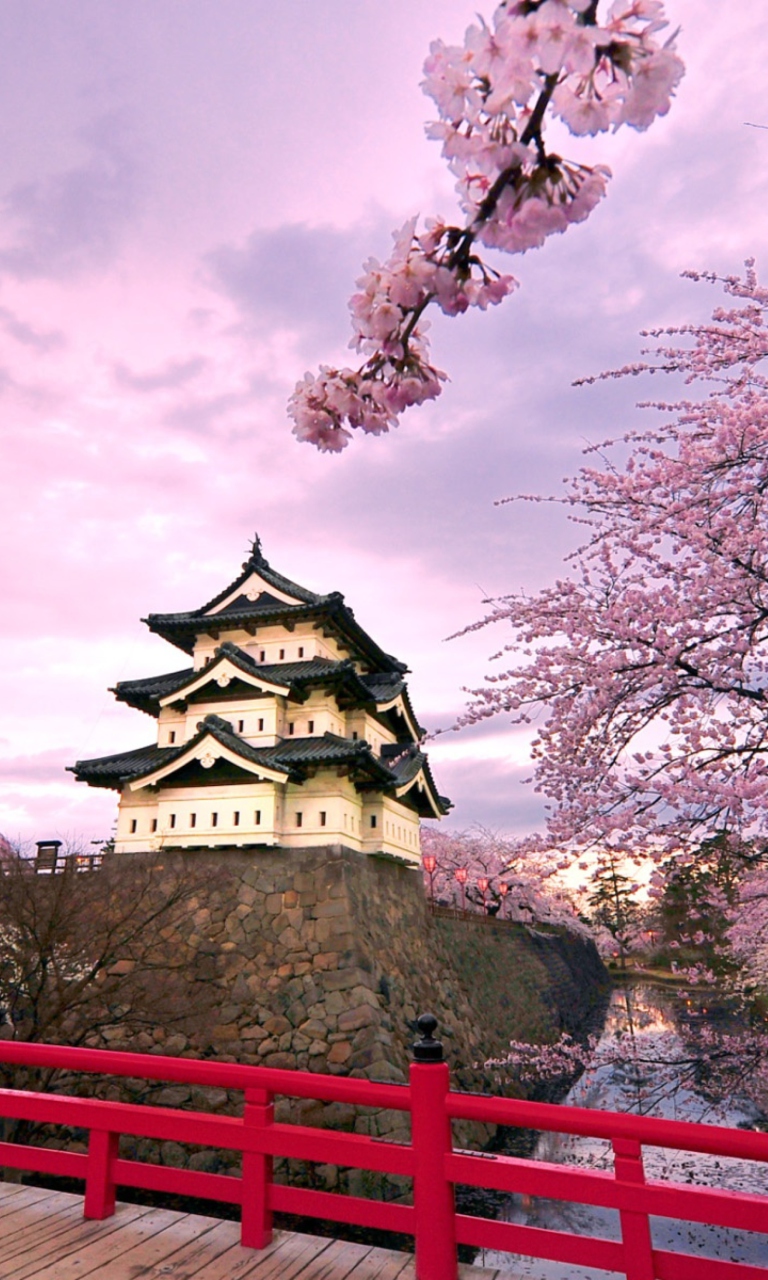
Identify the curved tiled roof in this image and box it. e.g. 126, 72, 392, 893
196, 537, 325, 613
141, 539, 407, 673
113, 644, 418, 727
70, 716, 396, 792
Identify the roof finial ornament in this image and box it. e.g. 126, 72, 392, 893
243, 532, 263, 570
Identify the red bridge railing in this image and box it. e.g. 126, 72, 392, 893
0, 1015, 767, 1280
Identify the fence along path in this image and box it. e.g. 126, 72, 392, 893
0, 1015, 768, 1280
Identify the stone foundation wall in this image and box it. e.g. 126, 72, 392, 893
43, 846, 609, 1198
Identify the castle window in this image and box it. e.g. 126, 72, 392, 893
129, 819, 137, 834
320, 811, 326, 827
279, 648, 285, 660
296, 812, 303, 828
255, 810, 261, 824
151, 819, 158, 833
190, 813, 197, 828
169, 731, 176, 744
352, 731, 358, 741
308, 720, 314, 733
260, 650, 265, 662
288, 723, 295, 735
233, 810, 240, 826
258, 718, 264, 731
298, 646, 304, 657
211, 812, 218, 828
238, 719, 244, 732
370, 815, 377, 829
169, 814, 176, 829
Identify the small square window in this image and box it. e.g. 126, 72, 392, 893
169, 813, 176, 829
211, 812, 218, 828
296, 812, 303, 828
238, 719, 244, 733
298, 646, 304, 657
258, 718, 264, 731
169, 730, 176, 744
151, 818, 158, 833
320, 811, 326, 827
308, 720, 314, 733
129, 819, 137, 834
190, 813, 197, 828
370, 815, 377, 829
255, 809, 261, 824
233, 810, 240, 826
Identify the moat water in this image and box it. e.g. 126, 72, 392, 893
481, 983, 768, 1278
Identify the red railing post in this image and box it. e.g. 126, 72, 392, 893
410, 1014, 457, 1280
613, 1136, 654, 1280
241, 1085, 274, 1248
84, 1127, 119, 1219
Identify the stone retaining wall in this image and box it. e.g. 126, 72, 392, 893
39, 846, 609, 1201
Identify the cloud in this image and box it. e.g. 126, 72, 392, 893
205, 220, 388, 345
0, 114, 141, 279
112, 355, 208, 394
0, 749, 75, 785
0, 306, 66, 353
433, 756, 548, 836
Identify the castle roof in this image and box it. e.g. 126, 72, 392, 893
112, 642, 422, 739
142, 537, 407, 674
69, 715, 449, 816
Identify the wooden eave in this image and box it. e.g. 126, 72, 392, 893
393, 768, 445, 818
128, 735, 289, 792
158, 656, 291, 709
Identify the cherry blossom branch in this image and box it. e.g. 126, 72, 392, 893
289, 0, 684, 451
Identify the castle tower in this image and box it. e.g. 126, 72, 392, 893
70, 538, 450, 861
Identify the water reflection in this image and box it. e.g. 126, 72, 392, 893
482, 984, 768, 1278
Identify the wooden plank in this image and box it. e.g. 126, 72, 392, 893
459, 1266, 505, 1279
0, 1186, 68, 1222
189, 1228, 336, 1280
0, 1192, 85, 1254
3, 1203, 158, 1279
297, 1236, 374, 1280
0, 1200, 86, 1258
0, 1183, 39, 1203
13, 1205, 193, 1280
128, 1218, 251, 1280
346, 1245, 414, 1278
0, 1186, 509, 1280
40, 1212, 221, 1280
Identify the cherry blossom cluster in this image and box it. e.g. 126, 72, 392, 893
289, 218, 513, 452
420, 825, 589, 933
459, 263, 768, 870
290, 0, 684, 450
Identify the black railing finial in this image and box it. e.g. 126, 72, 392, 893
412, 1012, 444, 1063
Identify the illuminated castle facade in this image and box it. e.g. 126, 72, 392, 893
71, 538, 450, 862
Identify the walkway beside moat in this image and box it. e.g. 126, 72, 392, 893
0, 1183, 510, 1280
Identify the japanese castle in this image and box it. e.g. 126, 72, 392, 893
70, 538, 450, 861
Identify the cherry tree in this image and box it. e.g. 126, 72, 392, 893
460, 262, 768, 879
290, 0, 684, 451
420, 825, 589, 932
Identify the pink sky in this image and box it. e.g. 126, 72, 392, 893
3, 1, 768, 848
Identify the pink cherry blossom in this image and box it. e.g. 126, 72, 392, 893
290, 0, 684, 449
458, 263, 768, 884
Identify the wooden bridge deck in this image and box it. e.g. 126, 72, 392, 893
0, 1183, 509, 1280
